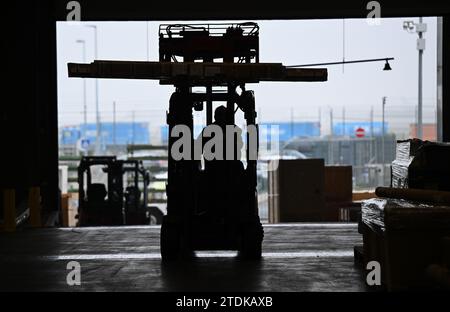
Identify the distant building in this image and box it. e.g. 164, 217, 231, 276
160, 122, 321, 144
333, 122, 388, 137
160, 125, 205, 145
259, 122, 321, 142
409, 123, 437, 141
59, 122, 150, 147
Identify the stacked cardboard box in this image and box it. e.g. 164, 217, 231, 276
360, 198, 450, 290
324, 166, 352, 202
61, 193, 78, 227
391, 139, 425, 188
268, 159, 325, 223
358, 139, 450, 289
325, 166, 353, 221
392, 139, 450, 191
268, 160, 353, 223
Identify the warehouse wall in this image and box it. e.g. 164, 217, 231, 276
3, 1, 58, 217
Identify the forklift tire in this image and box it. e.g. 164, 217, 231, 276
160, 219, 181, 261
148, 206, 164, 225
238, 221, 264, 260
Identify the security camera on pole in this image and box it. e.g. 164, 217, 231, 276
403, 18, 427, 140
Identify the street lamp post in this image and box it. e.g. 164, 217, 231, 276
403, 18, 427, 140
382, 96, 386, 164
76, 39, 87, 138
417, 17, 425, 140
85, 24, 101, 154
329, 108, 334, 165
113, 101, 117, 146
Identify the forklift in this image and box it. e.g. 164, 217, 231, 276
68, 22, 327, 259
77, 156, 163, 226
160, 23, 264, 260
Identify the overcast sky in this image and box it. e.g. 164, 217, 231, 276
57, 17, 438, 136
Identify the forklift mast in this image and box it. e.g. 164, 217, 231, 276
159, 22, 259, 125
160, 24, 262, 221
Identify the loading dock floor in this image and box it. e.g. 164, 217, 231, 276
0, 223, 368, 291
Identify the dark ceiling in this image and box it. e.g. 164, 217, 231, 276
54, 0, 450, 21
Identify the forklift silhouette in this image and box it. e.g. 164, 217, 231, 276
68, 22, 328, 260
161, 24, 265, 260
77, 156, 160, 226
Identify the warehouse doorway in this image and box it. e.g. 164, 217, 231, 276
56, 17, 438, 225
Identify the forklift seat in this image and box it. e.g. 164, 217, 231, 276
125, 186, 141, 198
87, 183, 107, 202
199, 160, 246, 215
125, 186, 141, 209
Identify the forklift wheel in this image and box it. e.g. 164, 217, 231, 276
160, 219, 181, 261
148, 206, 164, 225
238, 221, 264, 260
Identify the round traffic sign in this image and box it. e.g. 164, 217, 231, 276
355, 127, 365, 138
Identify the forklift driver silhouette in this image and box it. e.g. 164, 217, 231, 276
197, 106, 245, 217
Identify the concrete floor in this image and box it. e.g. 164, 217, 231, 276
0, 223, 368, 292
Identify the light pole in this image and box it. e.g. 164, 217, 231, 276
113, 101, 117, 146
132, 111, 136, 145
342, 106, 346, 136
85, 24, 101, 154
370, 106, 374, 138
403, 18, 427, 140
76, 39, 87, 138
382, 96, 386, 164
290, 107, 294, 139
146, 22, 150, 61
417, 17, 425, 140
329, 108, 334, 165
